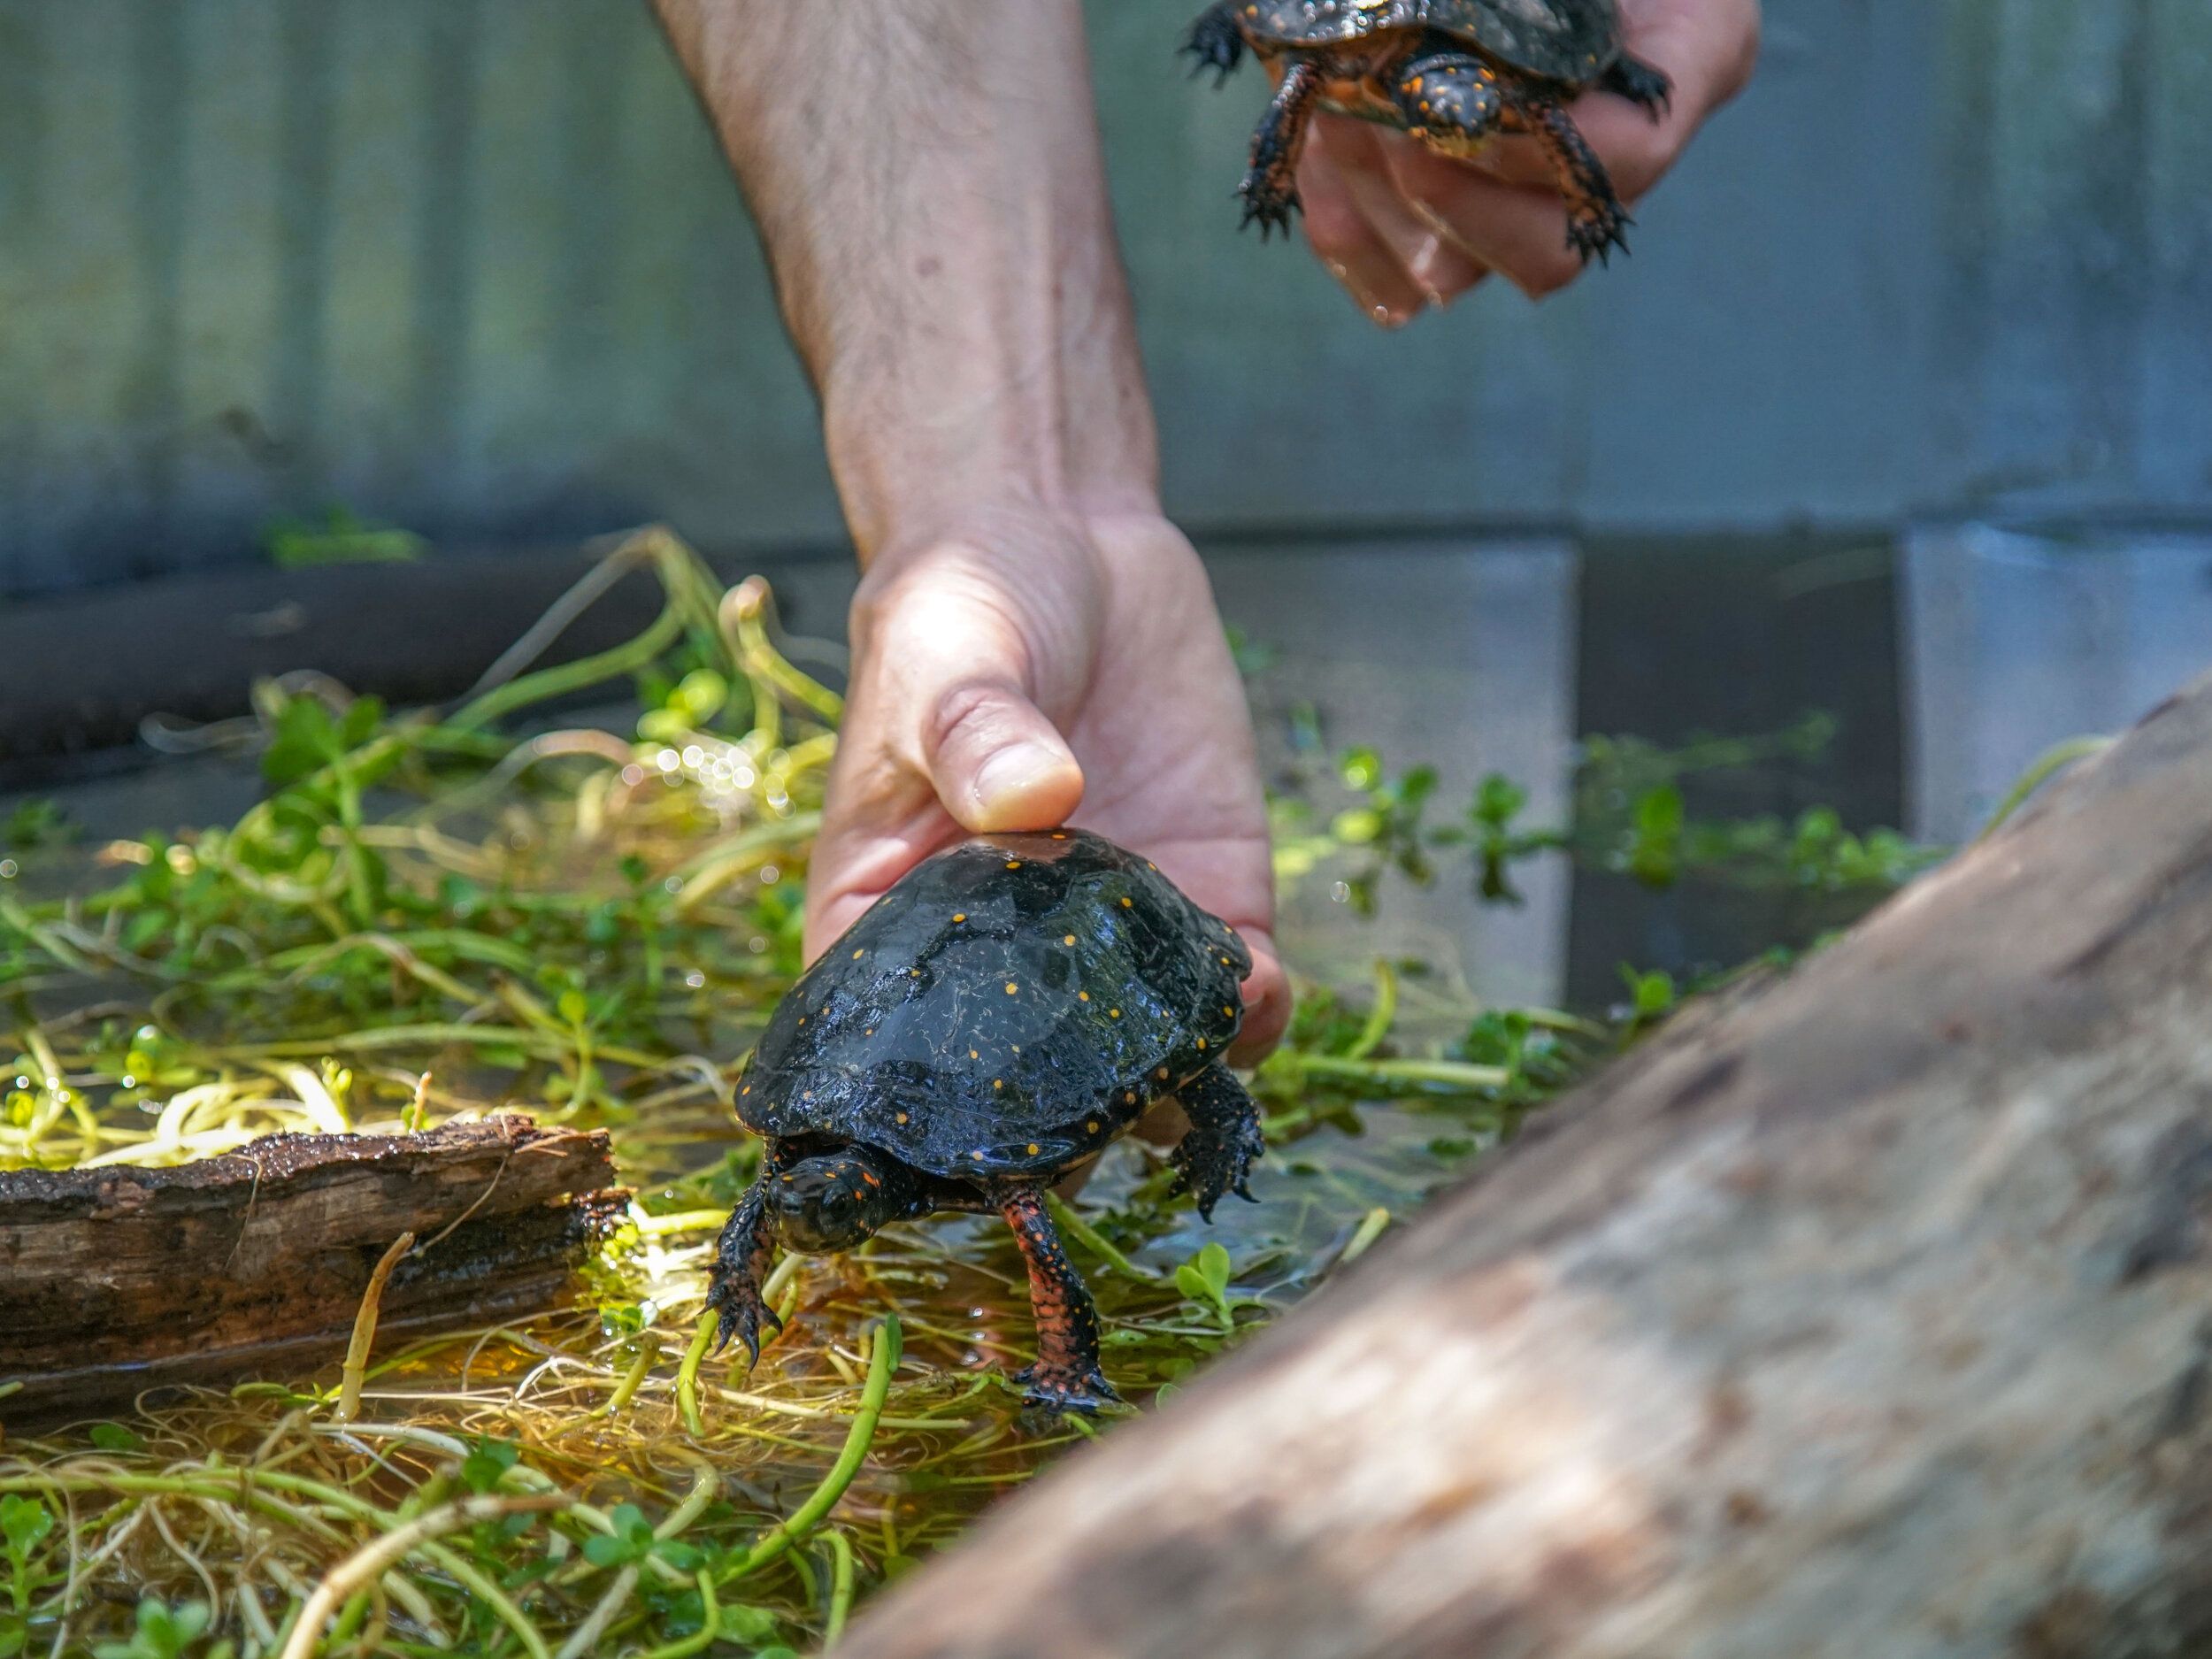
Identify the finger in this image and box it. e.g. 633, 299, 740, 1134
1333, 129, 1492, 308
1228, 925, 1290, 1063
1384, 144, 1586, 299
921, 679, 1085, 834
1296, 117, 1432, 327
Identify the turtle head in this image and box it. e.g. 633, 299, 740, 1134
767, 1147, 899, 1255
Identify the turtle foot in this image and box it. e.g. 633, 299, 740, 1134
704, 1268, 782, 1364
1601, 55, 1672, 120
1171, 1111, 1265, 1222
1237, 177, 1301, 241
1566, 201, 1633, 267
1182, 4, 1245, 86
1014, 1363, 1123, 1417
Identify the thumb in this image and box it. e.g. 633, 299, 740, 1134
921, 680, 1087, 833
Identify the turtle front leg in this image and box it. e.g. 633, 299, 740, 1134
707, 1141, 792, 1362
1182, 3, 1245, 86
1000, 1185, 1118, 1414
1239, 52, 1322, 238
1601, 53, 1672, 120
1503, 90, 1632, 266
1170, 1062, 1264, 1221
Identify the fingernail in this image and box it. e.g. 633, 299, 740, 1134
972, 743, 1070, 817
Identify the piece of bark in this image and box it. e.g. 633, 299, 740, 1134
843, 673, 2212, 1659
0, 1115, 625, 1412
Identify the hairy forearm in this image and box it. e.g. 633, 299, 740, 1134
653, 0, 1158, 557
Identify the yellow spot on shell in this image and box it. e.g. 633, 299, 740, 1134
1079, 991, 1091, 1002
1005, 982, 1019, 995
1197, 1038, 1209, 1051
1087, 1121, 1099, 1133
1223, 1006, 1235, 1018
970, 1048, 979, 1059
1120, 896, 1133, 908
994, 1079, 1004, 1091
1109, 1008, 1121, 1018
796, 1017, 805, 1026
1005, 860, 1022, 870
972, 1150, 985, 1161
895, 1111, 909, 1124
1051, 831, 1068, 839
803, 1089, 813, 1099
741, 1085, 750, 1095
1125, 1090, 1137, 1104
1026, 1142, 1041, 1155
1063, 933, 1077, 947
953, 912, 966, 923
852, 948, 864, 958
1157, 1066, 1170, 1079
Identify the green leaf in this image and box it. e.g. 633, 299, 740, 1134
580, 1532, 634, 1569
458, 1434, 519, 1494
1194, 1241, 1231, 1300
0, 1495, 52, 1557
261, 695, 341, 785
87, 1422, 144, 1454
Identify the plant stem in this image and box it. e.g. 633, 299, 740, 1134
726, 1314, 902, 1580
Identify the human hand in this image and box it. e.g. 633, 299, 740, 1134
803, 507, 1288, 1061
1299, 0, 1761, 319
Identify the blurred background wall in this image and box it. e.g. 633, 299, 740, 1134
1, 0, 2207, 595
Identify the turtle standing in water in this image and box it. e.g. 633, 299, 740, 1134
1186, 0, 1671, 263
709, 829, 1261, 1413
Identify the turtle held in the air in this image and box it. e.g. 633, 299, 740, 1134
708, 829, 1262, 1413
1186, 0, 1671, 264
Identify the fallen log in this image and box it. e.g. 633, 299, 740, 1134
844, 672, 2212, 1659
0, 1115, 625, 1414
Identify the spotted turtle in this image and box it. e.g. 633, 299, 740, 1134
1185, 0, 1671, 263
709, 828, 1262, 1413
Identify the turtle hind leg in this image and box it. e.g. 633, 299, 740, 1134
1000, 1185, 1118, 1414
706, 1142, 791, 1363
1238, 53, 1323, 239
1390, 50, 1506, 161
1601, 53, 1672, 120
1506, 91, 1632, 265
1170, 1062, 1265, 1222
1182, 3, 1245, 86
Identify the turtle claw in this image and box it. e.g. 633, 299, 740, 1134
1013, 1364, 1122, 1417
1566, 204, 1632, 268
705, 1271, 781, 1364
1171, 1116, 1265, 1222
1237, 182, 1301, 242
1181, 5, 1244, 86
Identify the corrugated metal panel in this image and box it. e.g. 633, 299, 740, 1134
0, 0, 2207, 597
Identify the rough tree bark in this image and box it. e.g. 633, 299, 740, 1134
0, 1115, 624, 1413
844, 672, 2212, 1659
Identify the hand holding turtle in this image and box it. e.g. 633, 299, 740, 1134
655, 0, 1289, 1059
809, 512, 1288, 1064
1202, 0, 1761, 317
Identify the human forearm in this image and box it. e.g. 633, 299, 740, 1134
653, 0, 1156, 557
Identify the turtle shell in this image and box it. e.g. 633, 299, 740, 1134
734, 830, 1249, 1180
1243, 0, 1623, 81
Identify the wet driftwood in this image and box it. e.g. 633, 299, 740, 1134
0, 1116, 624, 1413
845, 672, 2212, 1659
